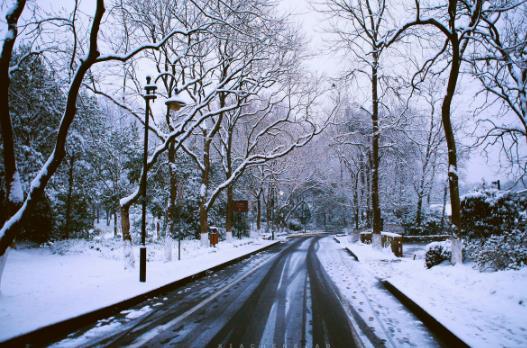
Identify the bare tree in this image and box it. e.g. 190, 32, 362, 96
385, 0, 501, 263
321, 0, 395, 247
467, 1, 527, 181
0, 0, 210, 283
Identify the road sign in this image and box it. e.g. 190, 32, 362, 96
233, 200, 249, 212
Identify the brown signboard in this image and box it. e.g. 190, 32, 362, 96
233, 200, 249, 212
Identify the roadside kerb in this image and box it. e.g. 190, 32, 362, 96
382, 279, 469, 348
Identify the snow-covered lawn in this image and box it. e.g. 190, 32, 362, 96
0, 236, 277, 342
338, 236, 527, 347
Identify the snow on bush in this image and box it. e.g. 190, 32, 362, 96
461, 188, 526, 239
461, 188, 527, 271
425, 240, 451, 269
465, 231, 527, 271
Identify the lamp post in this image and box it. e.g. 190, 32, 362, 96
492, 180, 501, 191
139, 71, 187, 282
278, 190, 284, 235
164, 91, 186, 262
140, 76, 157, 282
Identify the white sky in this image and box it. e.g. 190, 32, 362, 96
277, 0, 524, 186
2, 0, 523, 185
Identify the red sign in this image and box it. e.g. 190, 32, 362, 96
233, 200, 249, 212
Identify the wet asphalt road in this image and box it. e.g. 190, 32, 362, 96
52, 237, 358, 348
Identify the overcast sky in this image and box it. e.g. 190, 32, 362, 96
2, 0, 523, 186
277, 0, 522, 186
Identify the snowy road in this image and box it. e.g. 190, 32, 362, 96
50, 237, 361, 347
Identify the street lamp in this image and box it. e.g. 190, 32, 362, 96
165, 93, 187, 111
140, 76, 157, 282
139, 72, 189, 280
492, 180, 501, 190
164, 89, 186, 261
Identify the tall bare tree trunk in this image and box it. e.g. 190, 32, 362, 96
167, 141, 177, 238
365, 155, 371, 228
0, 2, 26, 277
353, 173, 360, 230
120, 204, 135, 268
371, 55, 382, 248
224, 125, 234, 241
256, 191, 262, 231
416, 104, 438, 226
113, 210, 118, 238
64, 152, 75, 239
441, 15, 463, 264
199, 133, 210, 246
265, 188, 272, 232
226, 185, 234, 240
441, 183, 448, 227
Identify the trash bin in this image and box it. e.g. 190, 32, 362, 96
209, 227, 219, 247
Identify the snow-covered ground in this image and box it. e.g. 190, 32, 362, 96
336, 236, 527, 347
317, 237, 439, 347
0, 235, 277, 342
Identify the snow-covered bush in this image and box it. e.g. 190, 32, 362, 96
402, 213, 444, 235
287, 218, 303, 231
466, 230, 527, 271
461, 188, 527, 270
461, 188, 527, 239
425, 240, 451, 269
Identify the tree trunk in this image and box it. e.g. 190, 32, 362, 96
0, 0, 26, 260
121, 204, 132, 242
113, 210, 118, 238
225, 184, 234, 240
415, 193, 424, 226
224, 123, 234, 241
365, 156, 371, 228
442, 41, 462, 232
120, 204, 135, 269
199, 133, 210, 246
64, 152, 75, 239
256, 191, 262, 231
371, 57, 382, 249
440, 20, 463, 263
0, 248, 9, 292
416, 108, 437, 226
441, 183, 448, 227
354, 173, 359, 230
266, 187, 273, 232
167, 140, 177, 239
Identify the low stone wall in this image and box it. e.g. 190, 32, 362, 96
402, 235, 450, 243
360, 231, 403, 257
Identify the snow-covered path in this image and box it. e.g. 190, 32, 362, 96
338, 236, 527, 347
316, 236, 440, 347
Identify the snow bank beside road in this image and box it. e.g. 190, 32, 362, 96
0, 237, 277, 342
340, 237, 527, 347
317, 237, 437, 347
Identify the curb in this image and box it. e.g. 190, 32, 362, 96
332, 238, 359, 261
0, 241, 281, 347
345, 247, 359, 261
382, 280, 469, 348
339, 243, 468, 347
